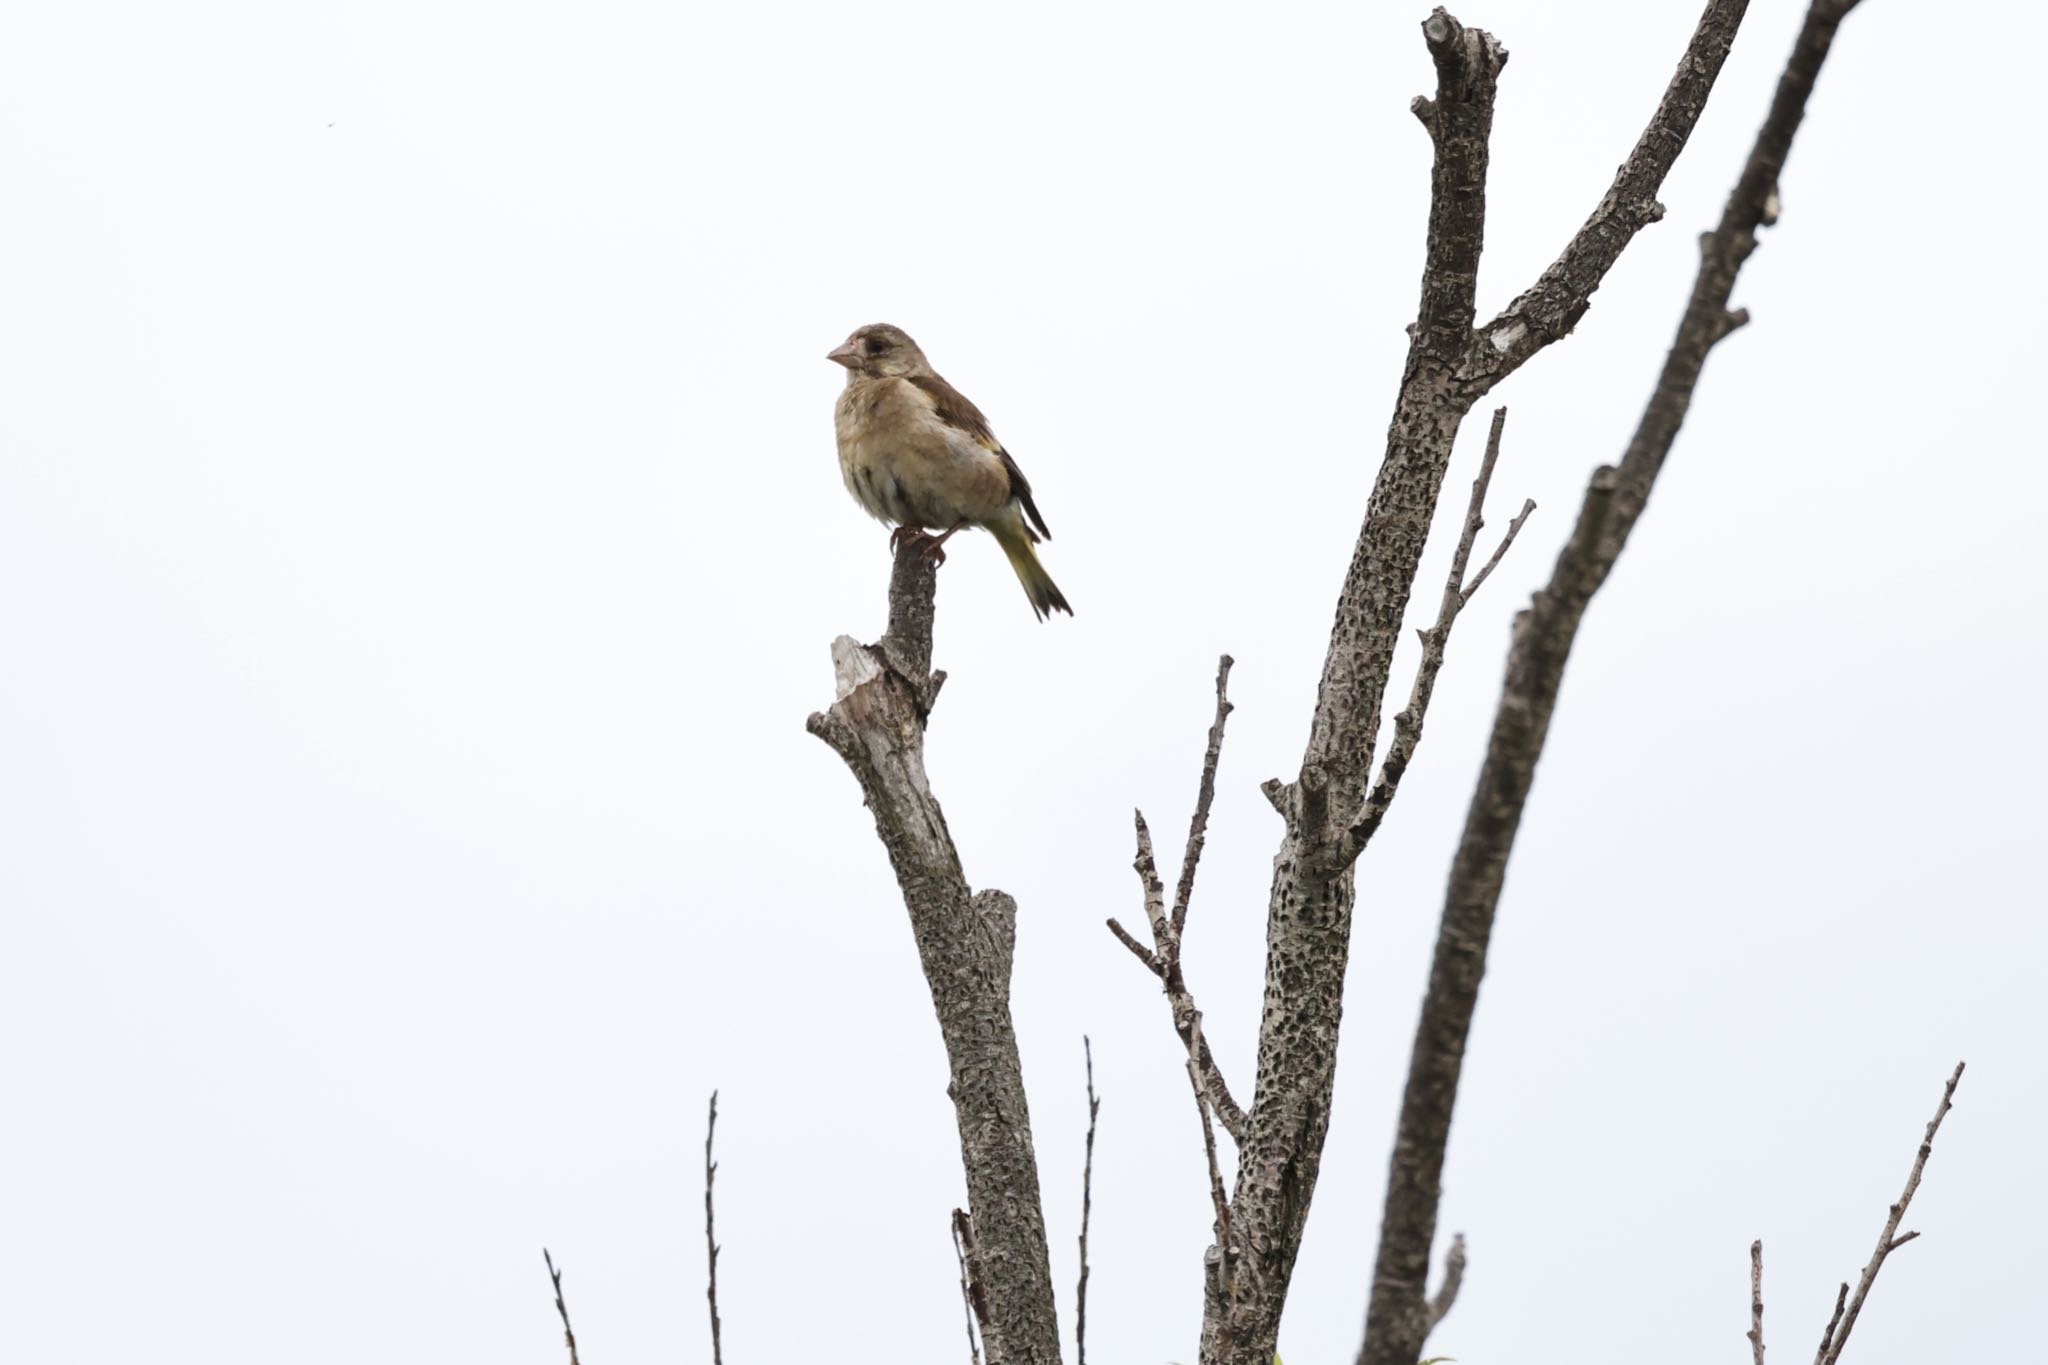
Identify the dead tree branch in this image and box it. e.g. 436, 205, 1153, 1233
1358, 6, 1867, 1365
1209, 5, 1752, 1359
1750, 1240, 1767, 1365
1188, 1017, 1235, 1331
1076, 1038, 1100, 1365
1422, 1231, 1466, 1338
954, 1211, 986, 1365
1105, 657, 1246, 1143
1340, 407, 1531, 859
808, 546, 1060, 1364
542, 1249, 583, 1365
1814, 1284, 1848, 1365
1814, 1062, 1965, 1365
705, 1092, 724, 1365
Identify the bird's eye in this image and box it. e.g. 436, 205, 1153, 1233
865, 336, 888, 355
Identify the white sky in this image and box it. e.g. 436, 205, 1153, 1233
3, 1, 2043, 1362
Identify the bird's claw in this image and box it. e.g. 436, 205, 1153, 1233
890, 525, 952, 565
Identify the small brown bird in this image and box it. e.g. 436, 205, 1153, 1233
828, 324, 1071, 620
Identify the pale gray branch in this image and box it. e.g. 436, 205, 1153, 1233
1228, 7, 1759, 1359
1749, 1239, 1766, 1365
1814, 1063, 1965, 1365
1106, 659, 1246, 1144
810, 545, 1062, 1365
1338, 406, 1529, 862
1359, 5, 1866, 1365
705, 1092, 724, 1365
954, 1213, 985, 1365
1076, 1038, 1100, 1365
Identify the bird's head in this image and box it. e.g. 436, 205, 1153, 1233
827, 323, 928, 379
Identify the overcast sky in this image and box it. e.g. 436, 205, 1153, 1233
3, 1, 2043, 1362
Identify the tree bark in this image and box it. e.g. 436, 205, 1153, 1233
1203, 5, 1751, 1361
808, 548, 1062, 1365
1358, 6, 1868, 1364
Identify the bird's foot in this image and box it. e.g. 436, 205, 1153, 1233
889, 525, 933, 556
916, 520, 969, 565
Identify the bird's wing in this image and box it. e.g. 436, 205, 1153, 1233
909, 372, 1053, 542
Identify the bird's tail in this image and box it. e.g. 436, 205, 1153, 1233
990, 516, 1072, 622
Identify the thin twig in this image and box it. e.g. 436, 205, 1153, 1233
1343, 408, 1531, 858
1815, 1062, 1965, 1365
1187, 1017, 1233, 1292
543, 1249, 583, 1365
1171, 656, 1235, 937
1459, 496, 1537, 607
1133, 811, 1168, 943
1077, 1036, 1101, 1365
1105, 916, 1161, 973
1749, 1239, 1766, 1365
1422, 1232, 1466, 1337
1814, 1283, 1848, 1365
953, 1208, 992, 1333
705, 1091, 724, 1365
1105, 656, 1247, 1143
952, 1212, 985, 1365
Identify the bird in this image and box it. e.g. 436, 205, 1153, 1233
828, 323, 1071, 621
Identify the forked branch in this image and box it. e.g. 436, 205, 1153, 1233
1106, 656, 1246, 1143
1215, 7, 1761, 1361
1338, 406, 1533, 861
1814, 1063, 1965, 1365
1359, 4, 1870, 1365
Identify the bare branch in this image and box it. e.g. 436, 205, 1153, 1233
1187, 1018, 1233, 1290
1467, 0, 1749, 388
1188, 1031, 1245, 1143
1410, 8, 1509, 356
1217, 8, 1769, 1358
542, 1249, 583, 1365
705, 1092, 724, 1365
1422, 1232, 1466, 1338
1076, 1038, 1100, 1365
810, 543, 1062, 1364
1133, 810, 1168, 942
1338, 407, 1530, 860
1814, 1283, 1848, 1365
1458, 496, 1536, 607
1172, 656, 1236, 937
1815, 1063, 1966, 1365
1104, 916, 1162, 974
1749, 1240, 1766, 1365
1107, 659, 1247, 1144
953, 1208, 989, 1364
1359, 6, 1867, 1365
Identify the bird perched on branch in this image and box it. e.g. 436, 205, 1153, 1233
828, 323, 1071, 621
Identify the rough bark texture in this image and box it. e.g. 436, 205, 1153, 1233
808, 547, 1061, 1365
1357, 6, 1864, 1365
1202, 7, 1750, 1361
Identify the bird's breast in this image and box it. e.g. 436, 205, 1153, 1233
835, 380, 1011, 529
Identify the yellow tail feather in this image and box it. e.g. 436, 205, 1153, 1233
990, 520, 1072, 622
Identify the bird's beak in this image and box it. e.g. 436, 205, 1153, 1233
826, 341, 861, 368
